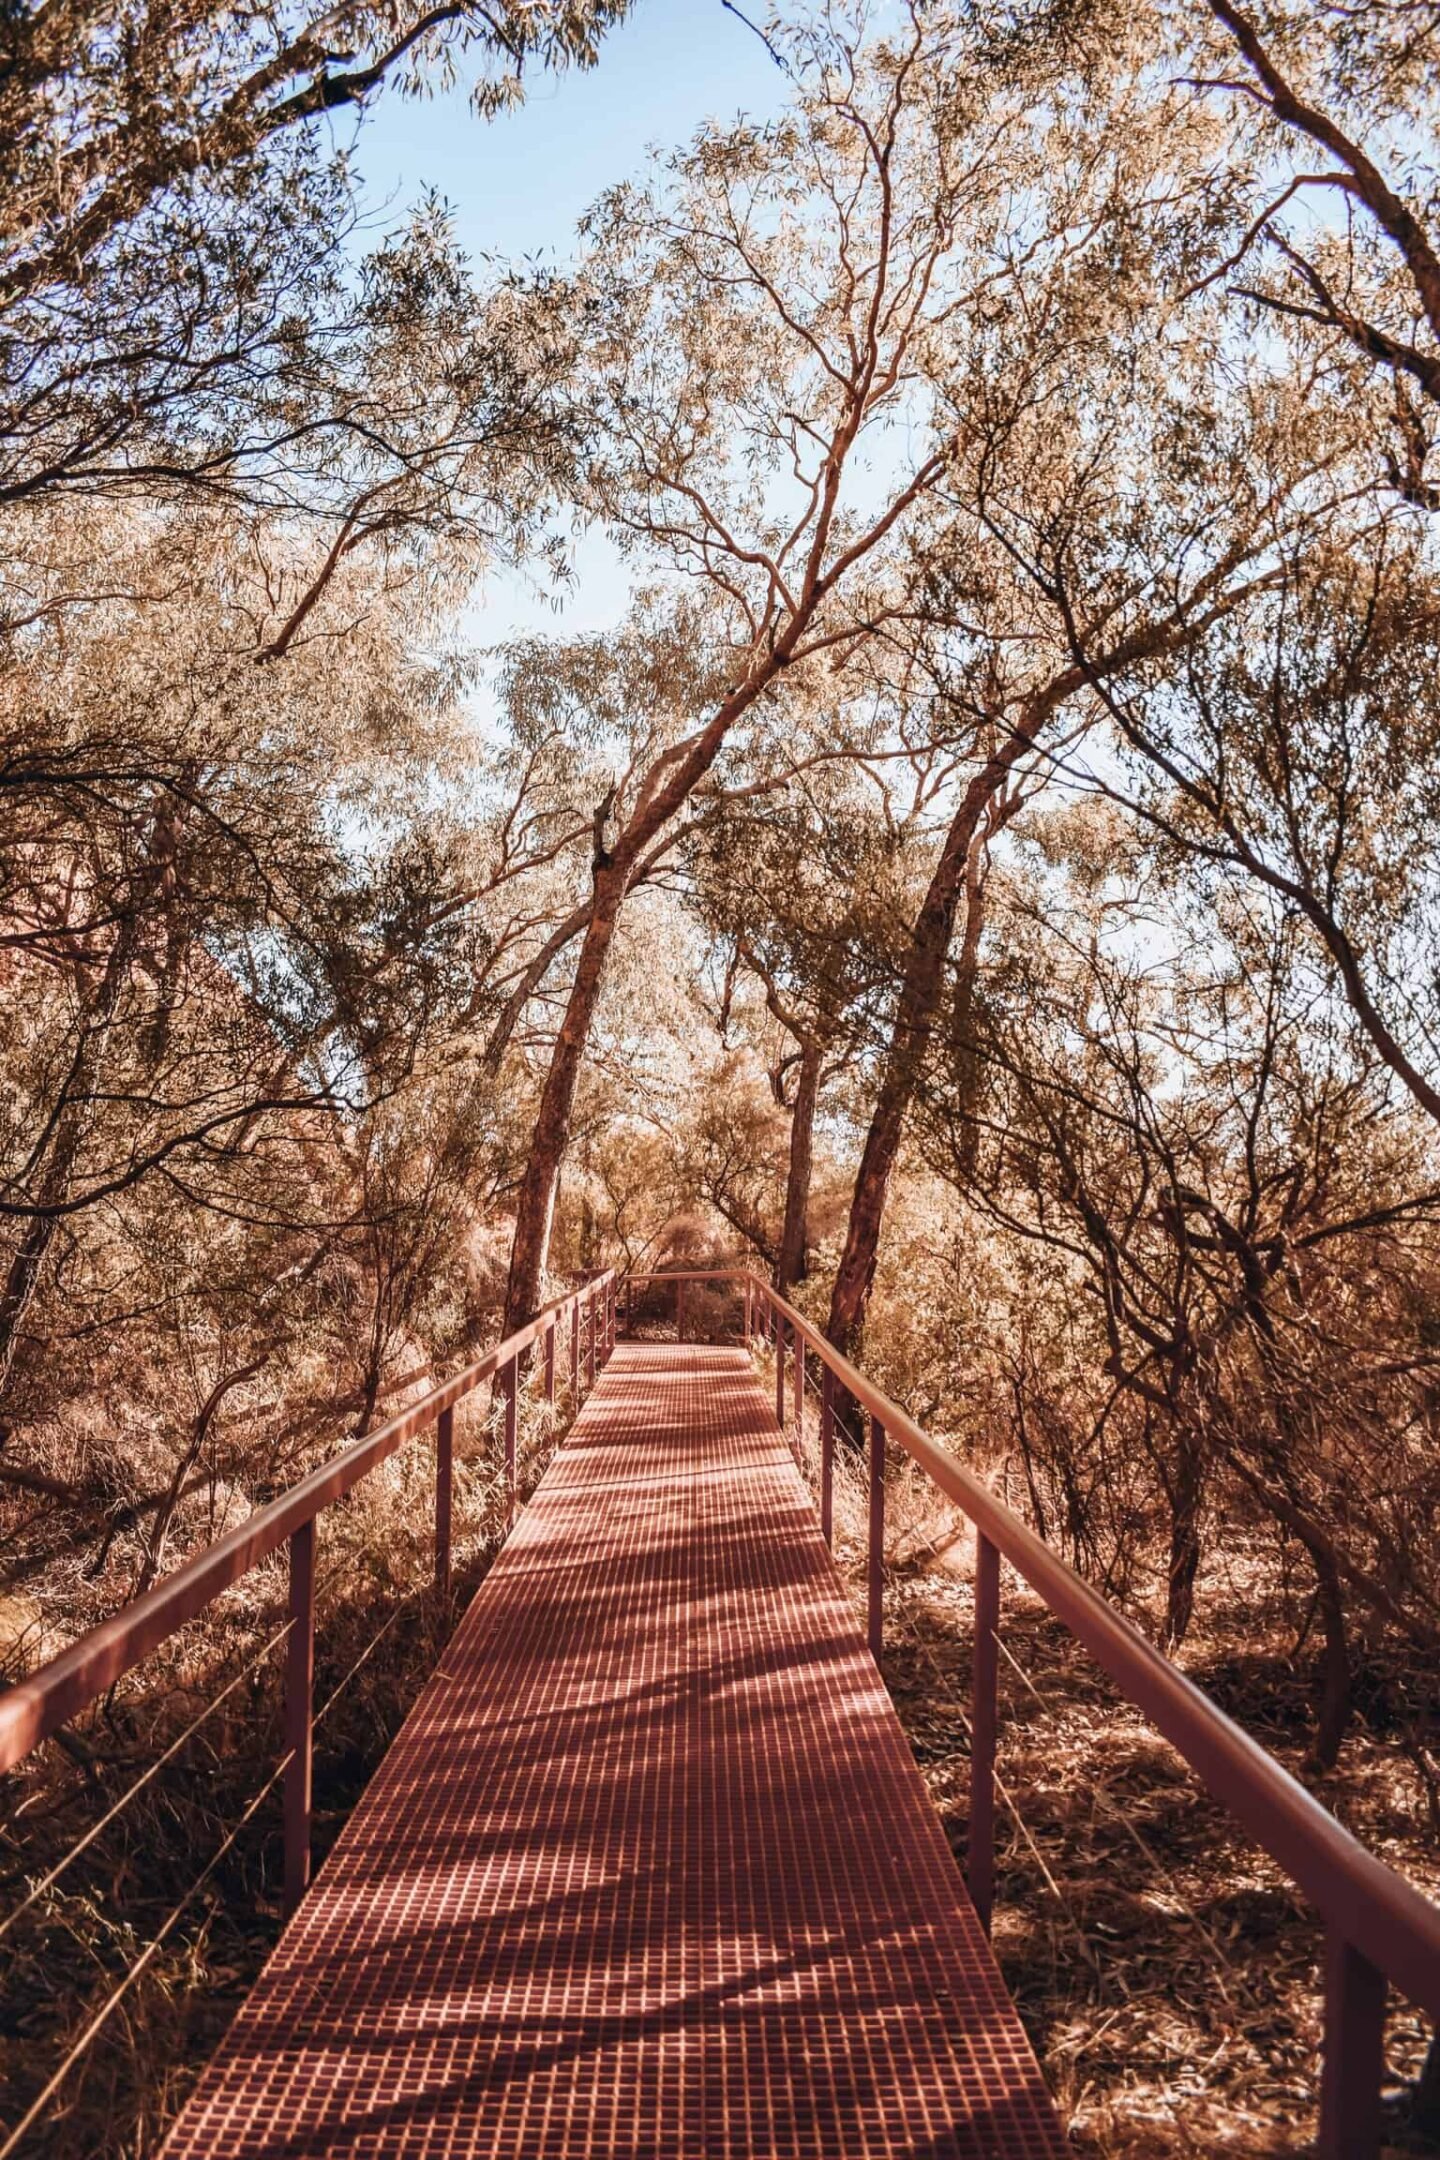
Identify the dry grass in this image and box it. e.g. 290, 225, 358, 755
0, 1358, 574, 2159
5, 1317, 1436, 2155
774, 1354, 1440, 2157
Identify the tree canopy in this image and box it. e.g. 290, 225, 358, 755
4, 1, 1440, 2148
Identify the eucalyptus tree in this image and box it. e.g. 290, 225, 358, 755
1185, 0, 1440, 497
687, 773, 916, 1292
1070, 525, 1440, 1133
498, 6, 1002, 1328
920, 815, 1440, 1763
818, 20, 1331, 1357
0, 504, 495, 1406
0, 0, 630, 512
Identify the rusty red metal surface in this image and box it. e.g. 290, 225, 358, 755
0, 1277, 614, 1779
624, 1267, 1440, 2160
160, 1341, 1066, 2158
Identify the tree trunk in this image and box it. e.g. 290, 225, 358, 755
827, 817, 987, 1358
824, 581, 1281, 1359
503, 864, 626, 1332
947, 835, 987, 1184
1310, 1549, 1353, 1771
1162, 1433, 1206, 1651
776, 1039, 820, 1294
499, 642, 821, 1333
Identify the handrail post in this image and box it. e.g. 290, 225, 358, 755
676, 1275, 685, 1343
969, 1531, 1000, 1935
1319, 1933, 1386, 2159
867, 1413, 885, 1661
570, 1298, 580, 1398
283, 1517, 315, 1917
504, 1355, 518, 1529
775, 1313, 785, 1428
793, 1327, 804, 1445
586, 1288, 597, 1386
435, 1406, 453, 1601
544, 1318, 556, 1409
743, 1279, 752, 1343
820, 1364, 835, 1547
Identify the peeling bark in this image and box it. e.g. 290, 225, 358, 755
776, 1038, 820, 1293
827, 796, 995, 1359
502, 862, 627, 1333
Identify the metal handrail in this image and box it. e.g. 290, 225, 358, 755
0, 1270, 618, 1904
630, 1266, 1440, 2159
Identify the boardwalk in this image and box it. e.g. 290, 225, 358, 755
160, 1340, 1066, 2159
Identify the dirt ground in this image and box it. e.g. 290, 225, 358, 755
821, 1439, 1440, 2158
4, 1338, 1437, 2156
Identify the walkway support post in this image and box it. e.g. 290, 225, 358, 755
820, 1365, 835, 1547
969, 1531, 1000, 1935
284, 1517, 315, 1916
1319, 1934, 1386, 2159
793, 1328, 804, 1444
775, 1316, 785, 1429
435, 1407, 454, 1600
867, 1413, 885, 1662
504, 1356, 518, 1529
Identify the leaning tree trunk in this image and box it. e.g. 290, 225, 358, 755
825, 593, 1263, 1360
776, 1040, 821, 1294
1161, 1428, 1207, 1651
946, 836, 986, 1185
498, 634, 827, 1334
826, 820, 986, 1359
503, 864, 627, 1334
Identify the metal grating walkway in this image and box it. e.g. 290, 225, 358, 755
161, 1341, 1068, 2158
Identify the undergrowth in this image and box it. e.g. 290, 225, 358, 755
0, 1363, 570, 2159
791, 1364, 1440, 2157
5, 1315, 1437, 2156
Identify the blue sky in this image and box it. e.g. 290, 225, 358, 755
351, 0, 791, 644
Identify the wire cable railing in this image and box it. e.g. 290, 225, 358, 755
0, 1271, 617, 2154
626, 1266, 1440, 2160
0, 1608, 295, 1946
